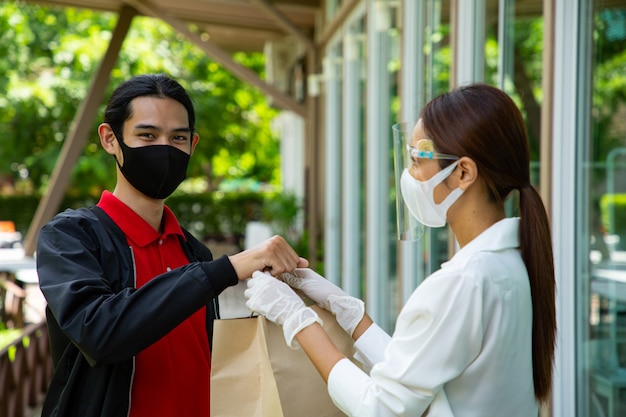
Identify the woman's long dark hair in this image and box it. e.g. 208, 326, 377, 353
421, 83, 556, 402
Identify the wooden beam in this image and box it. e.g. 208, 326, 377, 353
250, 0, 316, 52
22, 6, 136, 256
125, 0, 307, 117
317, 0, 360, 48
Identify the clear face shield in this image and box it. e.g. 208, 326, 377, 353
393, 122, 425, 241
392, 122, 461, 240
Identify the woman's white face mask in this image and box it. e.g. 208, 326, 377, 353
400, 161, 464, 228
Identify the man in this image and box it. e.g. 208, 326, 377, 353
36, 74, 307, 417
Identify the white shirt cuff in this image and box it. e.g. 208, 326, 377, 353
353, 323, 391, 371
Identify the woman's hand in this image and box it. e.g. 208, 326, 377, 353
245, 271, 321, 348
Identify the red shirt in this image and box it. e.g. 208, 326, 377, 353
98, 191, 210, 417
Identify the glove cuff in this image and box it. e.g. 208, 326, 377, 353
328, 295, 365, 337
283, 307, 323, 350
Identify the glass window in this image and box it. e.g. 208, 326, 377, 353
363, 0, 402, 331
323, 42, 343, 286
487, 1, 544, 204
396, 0, 454, 304
420, 3, 453, 291
340, 15, 366, 299
396, 0, 546, 304
580, 3, 626, 416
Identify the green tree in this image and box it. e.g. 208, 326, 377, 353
0, 2, 280, 198
592, 10, 626, 162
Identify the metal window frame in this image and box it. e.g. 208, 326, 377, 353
323, 46, 343, 286
341, 3, 367, 297
552, 0, 585, 415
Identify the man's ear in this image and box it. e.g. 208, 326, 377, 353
99, 123, 118, 155
190, 133, 200, 154
457, 156, 478, 191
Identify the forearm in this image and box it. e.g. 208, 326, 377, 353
351, 313, 374, 341
41, 257, 235, 364
295, 322, 346, 383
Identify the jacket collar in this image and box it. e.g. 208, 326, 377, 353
97, 191, 184, 247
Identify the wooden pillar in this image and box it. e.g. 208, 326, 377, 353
22, 6, 136, 256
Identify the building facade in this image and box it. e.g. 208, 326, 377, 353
311, 1, 626, 416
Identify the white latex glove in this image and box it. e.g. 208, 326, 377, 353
279, 268, 364, 337
245, 270, 322, 349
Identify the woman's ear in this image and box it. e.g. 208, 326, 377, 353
456, 157, 478, 191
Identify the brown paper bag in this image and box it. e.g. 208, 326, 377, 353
210, 305, 354, 417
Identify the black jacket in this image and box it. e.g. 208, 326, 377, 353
37, 206, 238, 417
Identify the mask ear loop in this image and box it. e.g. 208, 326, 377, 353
430, 161, 464, 212
430, 160, 460, 185
435, 187, 464, 212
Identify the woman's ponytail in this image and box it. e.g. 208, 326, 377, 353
519, 184, 556, 402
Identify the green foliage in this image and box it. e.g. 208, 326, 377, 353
485, 16, 545, 160
0, 191, 301, 247
260, 192, 301, 236
0, 3, 280, 198
423, 23, 452, 96
0, 5, 115, 195
0, 329, 21, 352
0, 195, 42, 234
0, 330, 30, 360
0, 193, 99, 234
0, 2, 297, 256
600, 193, 626, 250
591, 23, 626, 161
166, 192, 265, 242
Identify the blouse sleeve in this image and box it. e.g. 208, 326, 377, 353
327, 271, 484, 417
352, 323, 392, 372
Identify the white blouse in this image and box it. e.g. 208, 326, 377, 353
327, 218, 538, 417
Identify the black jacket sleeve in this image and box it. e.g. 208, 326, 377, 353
37, 208, 238, 366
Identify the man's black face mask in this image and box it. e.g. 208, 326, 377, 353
115, 137, 190, 200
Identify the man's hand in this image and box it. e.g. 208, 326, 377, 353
228, 235, 308, 279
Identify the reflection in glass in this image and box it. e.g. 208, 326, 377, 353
584, 3, 626, 416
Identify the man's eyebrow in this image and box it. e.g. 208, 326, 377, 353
134, 123, 158, 130
134, 124, 191, 133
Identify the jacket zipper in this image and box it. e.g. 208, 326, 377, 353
126, 245, 137, 417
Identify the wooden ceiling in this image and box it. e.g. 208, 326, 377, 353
26, 0, 626, 55
21, 0, 323, 52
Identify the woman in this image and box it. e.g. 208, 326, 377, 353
245, 83, 556, 416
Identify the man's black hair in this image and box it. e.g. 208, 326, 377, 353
103, 74, 196, 141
